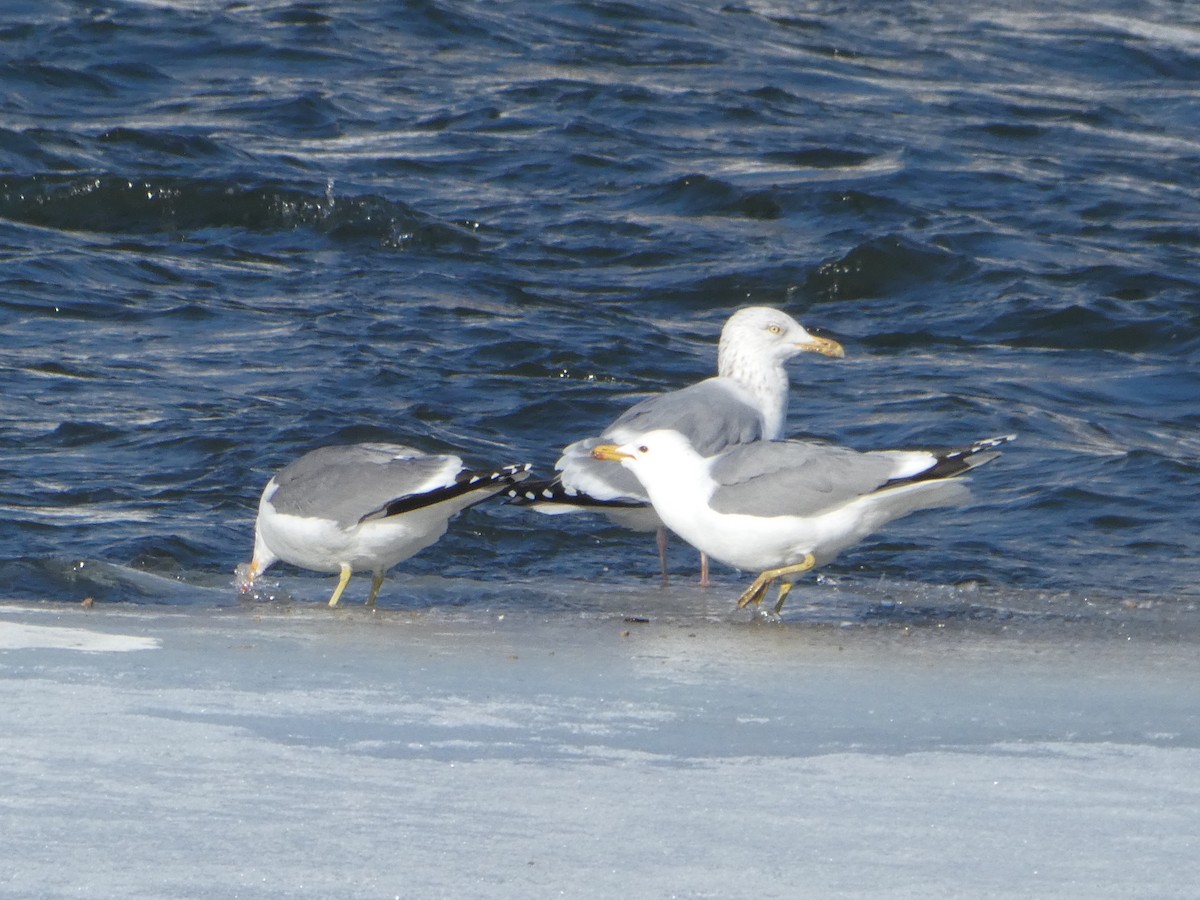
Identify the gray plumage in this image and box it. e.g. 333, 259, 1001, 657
517, 306, 843, 585
591, 429, 1012, 613
559, 378, 765, 502
267, 443, 459, 528
607, 378, 766, 456
708, 441, 903, 518
239, 441, 531, 607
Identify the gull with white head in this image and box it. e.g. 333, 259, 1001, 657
511, 307, 843, 585
592, 429, 1012, 613
237, 443, 530, 607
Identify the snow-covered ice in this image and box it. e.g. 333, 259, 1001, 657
1, 584, 1197, 899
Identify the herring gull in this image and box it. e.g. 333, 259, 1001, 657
236, 443, 530, 607
592, 430, 1012, 613
511, 307, 843, 585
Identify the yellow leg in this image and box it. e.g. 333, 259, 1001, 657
365, 572, 385, 607
328, 563, 353, 608
773, 581, 794, 615
735, 574, 772, 610
735, 554, 817, 610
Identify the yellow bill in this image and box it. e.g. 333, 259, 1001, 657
800, 334, 844, 358
591, 444, 633, 462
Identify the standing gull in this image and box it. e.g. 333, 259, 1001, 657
511, 307, 843, 585
236, 443, 531, 607
592, 430, 1012, 613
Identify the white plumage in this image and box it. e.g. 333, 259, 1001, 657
512, 306, 843, 584
237, 443, 530, 607
592, 430, 1012, 613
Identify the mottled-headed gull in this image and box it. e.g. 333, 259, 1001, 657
511, 307, 843, 585
237, 443, 530, 607
592, 430, 1011, 613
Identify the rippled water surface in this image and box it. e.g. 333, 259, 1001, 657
2, 0, 1198, 626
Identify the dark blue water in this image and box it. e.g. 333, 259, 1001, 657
2, 1, 1198, 623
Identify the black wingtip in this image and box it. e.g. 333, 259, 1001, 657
506, 478, 567, 506
885, 434, 1014, 490
506, 477, 648, 511
952, 434, 1016, 459
374, 461, 533, 520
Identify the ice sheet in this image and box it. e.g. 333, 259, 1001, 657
2, 597, 1197, 899
0, 620, 159, 653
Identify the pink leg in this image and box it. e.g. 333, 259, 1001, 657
656, 527, 670, 587
698, 552, 711, 588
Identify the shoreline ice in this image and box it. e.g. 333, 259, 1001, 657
2, 595, 1197, 898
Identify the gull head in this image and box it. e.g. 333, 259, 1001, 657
591, 429, 706, 479
718, 307, 843, 372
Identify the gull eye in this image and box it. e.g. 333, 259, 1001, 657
767, 324, 782, 335
637, 445, 649, 454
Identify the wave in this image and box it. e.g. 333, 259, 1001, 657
0, 173, 480, 250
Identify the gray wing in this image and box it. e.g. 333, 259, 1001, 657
268, 443, 461, 527
604, 377, 764, 453
708, 441, 899, 518
557, 378, 765, 501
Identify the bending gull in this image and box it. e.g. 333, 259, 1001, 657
236, 443, 530, 607
592, 430, 1012, 613
511, 307, 843, 585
